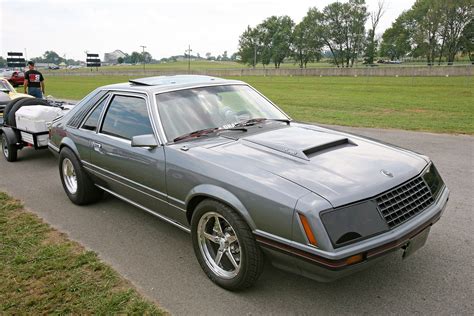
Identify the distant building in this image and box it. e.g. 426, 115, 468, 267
104, 50, 126, 64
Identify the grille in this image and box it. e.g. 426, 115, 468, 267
376, 177, 434, 228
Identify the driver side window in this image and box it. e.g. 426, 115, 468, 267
100, 95, 154, 140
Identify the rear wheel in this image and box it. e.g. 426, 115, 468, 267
191, 199, 264, 290
59, 147, 103, 205
1, 133, 17, 162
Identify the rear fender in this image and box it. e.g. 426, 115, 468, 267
59, 137, 80, 158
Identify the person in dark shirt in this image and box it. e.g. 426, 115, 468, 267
24, 61, 45, 98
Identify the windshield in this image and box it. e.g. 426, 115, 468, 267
156, 85, 288, 142
0, 79, 14, 92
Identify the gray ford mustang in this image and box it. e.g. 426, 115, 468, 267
48, 75, 449, 290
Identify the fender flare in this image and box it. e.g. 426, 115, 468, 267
185, 184, 257, 230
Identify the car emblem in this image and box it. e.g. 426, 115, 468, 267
381, 169, 394, 178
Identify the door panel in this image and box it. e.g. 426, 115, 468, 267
88, 93, 186, 224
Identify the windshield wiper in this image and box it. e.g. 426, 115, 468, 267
234, 118, 291, 127
173, 128, 219, 143
173, 126, 248, 143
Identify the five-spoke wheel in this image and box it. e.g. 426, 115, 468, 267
197, 212, 242, 279
191, 199, 264, 290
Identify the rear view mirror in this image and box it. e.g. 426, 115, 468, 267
131, 134, 158, 148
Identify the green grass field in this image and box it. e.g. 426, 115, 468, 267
0, 193, 164, 314
39, 75, 473, 134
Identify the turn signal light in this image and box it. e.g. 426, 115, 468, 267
298, 213, 318, 247
345, 254, 364, 265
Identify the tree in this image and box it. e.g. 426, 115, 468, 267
43, 51, 63, 63
237, 26, 261, 67
117, 57, 124, 64
380, 12, 412, 60
205, 52, 212, 60
0, 56, 6, 67
258, 16, 295, 68
292, 14, 323, 68
459, 18, 473, 62
142, 51, 152, 63
318, 1, 368, 67
365, 1, 386, 64
438, 0, 472, 64
222, 51, 229, 61
130, 51, 142, 64
409, 0, 444, 65
346, 0, 369, 67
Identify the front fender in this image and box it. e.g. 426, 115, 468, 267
185, 184, 257, 230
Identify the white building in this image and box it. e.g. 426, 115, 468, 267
103, 50, 126, 64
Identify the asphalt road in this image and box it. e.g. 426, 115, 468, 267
1, 126, 473, 315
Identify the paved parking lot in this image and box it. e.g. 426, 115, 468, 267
1, 125, 473, 315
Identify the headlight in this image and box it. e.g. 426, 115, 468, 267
321, 200, 389, 248
423, 163, 444, 199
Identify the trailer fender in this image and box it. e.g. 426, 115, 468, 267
0, 127, 20, 146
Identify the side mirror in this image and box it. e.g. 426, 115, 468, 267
131, 134, 158, 148
0, 89, 10, 94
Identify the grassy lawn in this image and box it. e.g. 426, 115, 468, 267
36, 75, 473, 134
0, 192, 164, 314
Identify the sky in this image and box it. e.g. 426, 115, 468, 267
0, 0, 416, 61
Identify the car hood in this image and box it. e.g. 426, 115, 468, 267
207, 123, 428, 207
10, 92, 33, 100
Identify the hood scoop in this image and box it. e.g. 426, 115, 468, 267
303, 138, 355, 158
244, 136, 355, 161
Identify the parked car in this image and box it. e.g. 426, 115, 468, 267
1, 70, 25, 87
0, 77, 32, 100
0, 77, 32, 125
48, 75, 449, 290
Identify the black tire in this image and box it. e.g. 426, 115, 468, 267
5, 98, 50, 127
1, 132, 18, 162
3, 97, 30, 118
191, 199, 264, 290
59, 147, 103, 205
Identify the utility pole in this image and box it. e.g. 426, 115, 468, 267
185, 44, 192, 74
140, 45, 146, 73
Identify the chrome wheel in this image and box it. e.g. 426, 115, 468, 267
2, 135, 8, 158
197, 212, 241, 279
62, 158, 78, 194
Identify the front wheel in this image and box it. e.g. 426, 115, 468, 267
191, 199, 264, 290
59, 147, 103, 205
1, 133, 17, 162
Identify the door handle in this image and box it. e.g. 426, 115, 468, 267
92, 141, 102, 151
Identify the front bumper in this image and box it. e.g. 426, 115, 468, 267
256, 185, 449, 281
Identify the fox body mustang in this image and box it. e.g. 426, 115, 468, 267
48, 76, 449, 290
